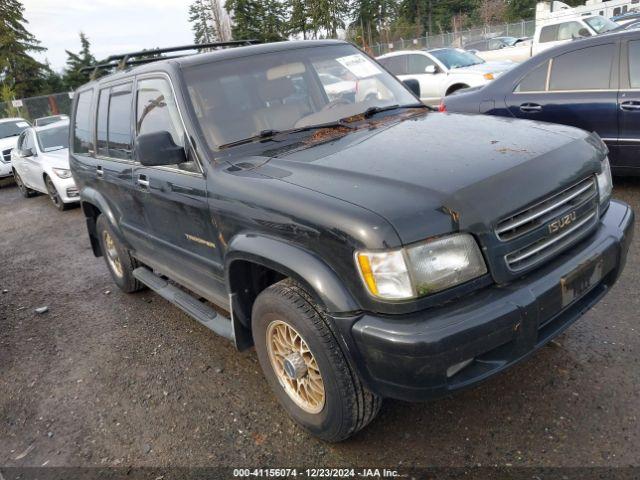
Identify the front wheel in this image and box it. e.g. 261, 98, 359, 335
45, 175, 69, 211
252, 279, 381, 442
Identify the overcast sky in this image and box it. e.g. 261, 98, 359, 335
24, 0, 194, 72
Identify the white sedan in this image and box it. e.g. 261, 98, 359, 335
377, 48, 515, 105
0, 117, 31, 181
11, 120, 79, 210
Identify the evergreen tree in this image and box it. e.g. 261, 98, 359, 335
308, 0, 349, 37
289, 0, 311, 39
351, 0, 398, 45
62, 33, 96, 91
226, 0, 287, 42
189, 0, 217, 43
0, 0, 47, 98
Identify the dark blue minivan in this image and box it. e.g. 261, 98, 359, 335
442, 30, 640, 175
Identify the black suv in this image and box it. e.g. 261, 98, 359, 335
70, 40, 634, 441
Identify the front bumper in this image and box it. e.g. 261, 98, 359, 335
0, 161, 12, 178
51, 175, 80, 203
341, 200, 634, 402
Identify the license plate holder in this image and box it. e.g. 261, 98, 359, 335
560, 256, 604, 308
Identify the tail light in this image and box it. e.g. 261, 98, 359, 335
438, 101, 447, 113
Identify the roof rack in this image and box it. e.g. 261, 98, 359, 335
81, 40, 260, 78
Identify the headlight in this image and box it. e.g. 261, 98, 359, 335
52, 168, 71, 179
596, 157, 612, 207
356, 233, 488, 300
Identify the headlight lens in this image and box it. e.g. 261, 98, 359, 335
52, 168, 72, 179
356, 233, 487, 300
596, 157, 612, 206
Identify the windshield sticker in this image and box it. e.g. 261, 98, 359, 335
336, 54, 381, 79
16, 122, 29, 128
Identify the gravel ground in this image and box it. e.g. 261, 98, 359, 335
1, 177, 639, 469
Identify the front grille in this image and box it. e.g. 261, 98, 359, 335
1, 148, 11, 163
496, 177, 599, 272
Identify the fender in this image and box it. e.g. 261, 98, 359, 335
225, 233, 359, 314
80, 187, 128, 256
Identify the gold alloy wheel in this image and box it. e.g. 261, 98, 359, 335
266, 320, 325, 414
102, 230, 124, 278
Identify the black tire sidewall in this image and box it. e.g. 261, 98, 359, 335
95, 215, 139, 292
252, 287, 352, 441
45, 176, 64, 211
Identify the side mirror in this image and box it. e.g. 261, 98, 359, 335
22, 147, 35, 157
402, 79, 421, 97
135, 131, 186, 167
578, 28, 592, 37
424, 65, 437, 74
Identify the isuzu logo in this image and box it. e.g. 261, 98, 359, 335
548, 211, 577, 234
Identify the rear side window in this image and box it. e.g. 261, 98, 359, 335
72, 90, 94, 154
379, 55, 407, 75
515, 60, 549, 92
107, 84, 134, 160
539, 25, 558, 43
96, 89, 109, 156
549, 44, 615, 91
630, 40, 640, 88
407, 54, 437, 74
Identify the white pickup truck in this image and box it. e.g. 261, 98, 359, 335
472, 15, 619, 62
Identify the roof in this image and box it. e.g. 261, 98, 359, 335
80, 40, 348, 90
33, 119, 70, 133
0, 117, 28, 124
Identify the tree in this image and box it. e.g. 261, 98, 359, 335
0, 0, 48, 98
189, 0, 217, 43
62, 33, 96, 91
289, 0, 311, 39
226, 0, 287, 42
351, 0, 398, 45
308, 0, 349, 37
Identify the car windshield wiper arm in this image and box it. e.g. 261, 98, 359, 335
219, 122, 356, 149
361, 103, 427, 119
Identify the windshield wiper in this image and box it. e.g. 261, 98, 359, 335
361, 103, 428, 118
219, 122, 355, 149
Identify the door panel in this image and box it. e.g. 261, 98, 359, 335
615, 39, 640, 170
131, 76, 226, 305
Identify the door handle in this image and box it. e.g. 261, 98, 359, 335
136, 174, 150, 189
620, 101, 640, 111
520, 103, 542, 113
96, 166, 104, 178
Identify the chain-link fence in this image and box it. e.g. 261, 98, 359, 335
369, 19, 535, 57
0, 92, 74, 123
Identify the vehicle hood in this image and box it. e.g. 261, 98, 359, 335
41, 148, 70, 169
0, 136, 19, 152
450, 61, 514, 76
243, 113, 603, 245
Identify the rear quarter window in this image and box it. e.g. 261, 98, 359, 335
72, 90, 94, 154
630, 40, 640, 88
515, 60, 549, 92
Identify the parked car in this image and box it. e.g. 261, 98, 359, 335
377, 48, 514, 104
70, 39, 632, 442
464, 36, 532, 61
0, 117, 31, 181
441, 30, 640, 176
611, 11, 640, 27
34, 114, 69, 127
473, 15, 619, 62
11, 120, 79, 210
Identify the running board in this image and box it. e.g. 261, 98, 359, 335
133, 267, 237, 343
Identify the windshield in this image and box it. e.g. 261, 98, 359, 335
500, 37, 520, 46
36, 124, 70, 152
36, 115, 68, 127
0, 120, 30, 139
585, 16, 619, 33
430, 49, 485, 69
182, 44, 417, 149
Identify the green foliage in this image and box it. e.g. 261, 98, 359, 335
0, 0, 49, 98
225, 0, 287, 42
189, 0, 218, 43
62, 33, 96, 91
0, 84, 21, 117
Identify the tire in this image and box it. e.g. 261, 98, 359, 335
45, 175, 69, 211
95, 214, 145, 293
252, 279, 382, 442
13, 170, 36, 198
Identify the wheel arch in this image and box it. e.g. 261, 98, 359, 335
79, 187, 125, 258
446, 83, 470, 96
226, 234, 360, 329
